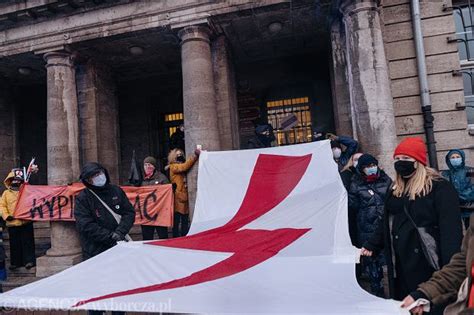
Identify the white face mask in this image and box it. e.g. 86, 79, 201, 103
92, 173, 107, 187
332, 148, 342, 159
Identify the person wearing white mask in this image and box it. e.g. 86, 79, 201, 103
326, 133, 358, 171
75, 163, 135, 260
74, 163, 136, 315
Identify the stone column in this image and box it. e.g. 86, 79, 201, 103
0, 79, 19, 181
212, 35, 240, 150
36, 51, 82, 277
76, 60, 120, 183
329, 19, 353, 137
178, 25, 221, 217
340, 0, 397, 173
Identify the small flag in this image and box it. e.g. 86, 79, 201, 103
128, 150, 143, 187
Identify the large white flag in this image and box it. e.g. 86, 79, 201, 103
0, 141, 407, 314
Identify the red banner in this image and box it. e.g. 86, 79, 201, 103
13, 183, 174, 227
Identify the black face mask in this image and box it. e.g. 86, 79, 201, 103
394, 160, 416, 178
177, 156, 186, 163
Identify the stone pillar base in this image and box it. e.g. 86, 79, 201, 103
36, 253, 82, 277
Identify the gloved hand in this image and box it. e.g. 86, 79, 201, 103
194, 149, 201, 157
110, 232, 124, 242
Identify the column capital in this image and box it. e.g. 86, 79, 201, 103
43, 51, 75, 68
178, 25, 212, 45
340, 0, 379, 17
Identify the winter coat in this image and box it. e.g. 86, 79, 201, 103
348, 170, 392, 248
364, 179, 463, 300
0, 172, 27, 227
74, 163, 135, 260
336, 136, 358, 170
141, 170, 169, 186
169, 156, 197, 215
414, 214, 474, 310
441, 149, 474, 203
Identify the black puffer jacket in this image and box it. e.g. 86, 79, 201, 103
348, 170, 392, 248
74, 162, 135, 260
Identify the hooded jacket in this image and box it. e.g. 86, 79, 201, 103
441, 149, 474, 203
0, 172, 27, 227
74, 162, 135, 259
168, 149, 197, 215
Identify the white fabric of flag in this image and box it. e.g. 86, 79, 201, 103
0, 141, 407, 314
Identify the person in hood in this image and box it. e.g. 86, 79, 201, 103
441, 149, 474, 227
169, 124, 185, 152
361, 138, 462, 314
247, 123, 276, 149
0, 168, 37, 270
74, 163, 135, 262
168, 148, 200, 237
141, 156, 170, 240
348, 154, 392, 297
326, 133, 358, 171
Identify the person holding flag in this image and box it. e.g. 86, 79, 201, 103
0, 163, 38, 270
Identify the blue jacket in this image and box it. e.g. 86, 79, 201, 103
337, 135, 358, 170
441, 149, 474, 202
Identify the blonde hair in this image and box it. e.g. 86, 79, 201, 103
341, 153, 362, 173
167, 148, 184, 164
393, 164, 441, 200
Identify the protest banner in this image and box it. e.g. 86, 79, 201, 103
14, 183, 173, 227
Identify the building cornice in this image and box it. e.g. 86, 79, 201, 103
0, 0, 286, 57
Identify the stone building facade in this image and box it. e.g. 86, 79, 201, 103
0, 0, 472, 282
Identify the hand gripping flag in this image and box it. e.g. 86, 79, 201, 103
0, 141, 407, 314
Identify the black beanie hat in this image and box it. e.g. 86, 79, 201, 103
357, 154, 378, 172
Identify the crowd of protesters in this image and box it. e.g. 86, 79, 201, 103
317, 128, 473, 314
0, 119, 473, 314
249, 119, 472, 314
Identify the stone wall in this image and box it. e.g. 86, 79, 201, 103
0, 80, 18, 183
76, 60, 120, 183
381, 0, 472, 169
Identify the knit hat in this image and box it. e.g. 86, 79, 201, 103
393, 137, 427, 165
143, 156, 157, 168
357, 154, 378, 172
